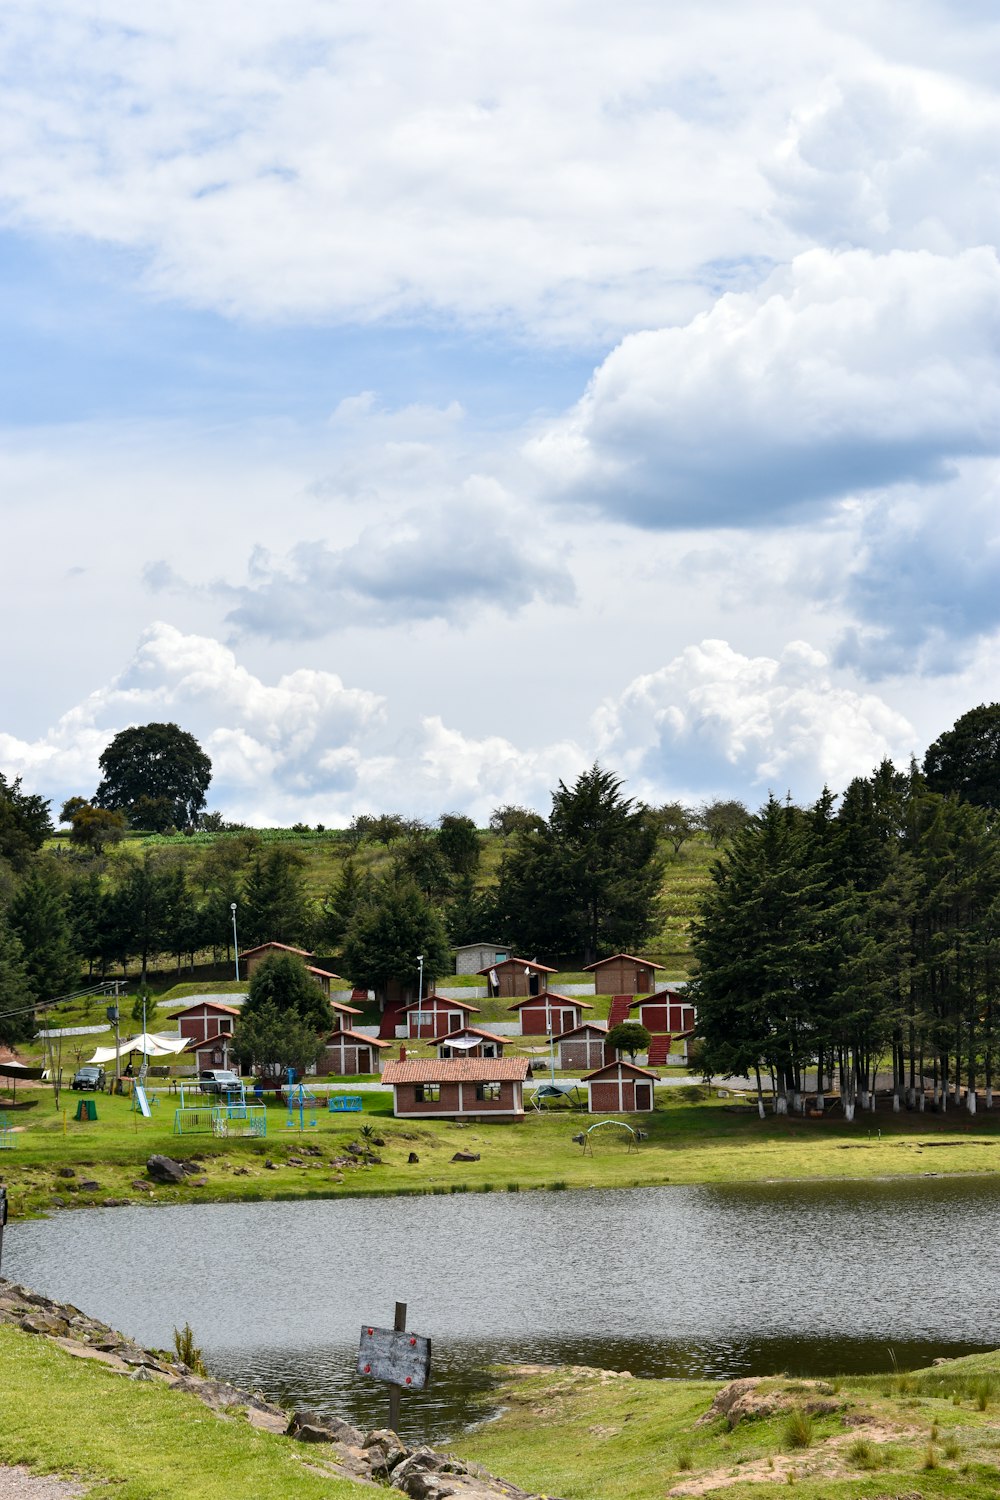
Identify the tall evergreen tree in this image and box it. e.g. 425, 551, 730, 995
8, 868, 78, 999
240, 847, 310, 947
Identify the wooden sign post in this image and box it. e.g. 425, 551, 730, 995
357, 1301, 431, 1432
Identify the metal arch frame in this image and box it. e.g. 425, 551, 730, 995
575, 1119, 647, 1155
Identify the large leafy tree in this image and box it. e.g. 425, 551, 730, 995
493, 764, 663, 965
342, 877, 451, 1006
242, 952, 330, 1033
94, 722, 212, 829
233, 999, 324, 1077
0, 773, 52, 867
923, 703, 1000, 809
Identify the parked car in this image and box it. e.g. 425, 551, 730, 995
198, 1069, 242, 1096
71, 1065, 106, 1091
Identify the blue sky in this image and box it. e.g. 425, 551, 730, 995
2, 0, 1000, 824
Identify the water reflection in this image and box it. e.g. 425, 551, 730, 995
7, 1177, 1000, 1444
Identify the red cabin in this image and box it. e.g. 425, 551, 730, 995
510, 991, 593, 1037
629, 989, 695, 1037
583, 1059, 658, 1113
382, 1057, 529, 1121
398, 993, 481, 1040
554, 1021, 610, 1072
432, 1025, 507, 1060
479, 957, 557, 999
583, 953, 656, 995
320, 1029, 389, 1076
173, 1000, 239, 1047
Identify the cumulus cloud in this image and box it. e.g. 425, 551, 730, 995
835, 464, 1000, 678
147, 480, 574, 639
594, 638, 915, 801
530, 247, 1000, 526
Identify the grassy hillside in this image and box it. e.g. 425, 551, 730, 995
47, 825, 716, 982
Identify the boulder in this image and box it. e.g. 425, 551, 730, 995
451, 1152, 480, 1163
408, 1152, 420, 1164
146, 1155, 187, 1185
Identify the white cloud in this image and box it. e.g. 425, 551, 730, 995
530, 247, 1000, 526
594, 638, 915, 802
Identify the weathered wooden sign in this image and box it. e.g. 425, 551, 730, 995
357, 1323, 431, 1390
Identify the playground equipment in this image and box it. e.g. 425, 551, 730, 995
530, 1081, 585, 1111
284, 1080, 319, 1131
0, 1114, 14, 1149
328, 1095, 363, 1113
212, 1104, 266, 1138
173, 1105, 218, 1135
572, 1119, 648, 1155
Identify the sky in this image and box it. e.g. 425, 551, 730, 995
2, 0, 1000, 826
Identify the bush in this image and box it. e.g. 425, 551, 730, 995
783, 1409, 813, 1450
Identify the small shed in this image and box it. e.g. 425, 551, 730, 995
382, 1057, 529, 1121
432, 1025, 507, 1060
628, 989, 695, 1037
241, 941, 314, 978
454, 941, 510, 976
173, 1001, 239, 1047
320, 1028, 389, 1077
554, 1020, 609, 1072
480, 957, 557, 999
584, 953, 656, 995
510, 990, 593, 1037
398, 993, 481, 1040
583, 1059, 658, 1113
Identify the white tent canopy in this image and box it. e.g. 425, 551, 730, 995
87, 1032, 193, 1065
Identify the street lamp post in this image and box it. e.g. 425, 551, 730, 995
416, 954, 424, 1037
231, 903, 240, 982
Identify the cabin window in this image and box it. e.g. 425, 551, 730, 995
416, 1083, 440, 1103
220, 1019, 233, 1034
528, 974, 540, 996
476, 1082, 501, 1101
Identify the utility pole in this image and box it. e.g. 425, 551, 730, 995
231, 903, 240, 982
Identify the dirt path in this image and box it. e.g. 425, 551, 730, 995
0, 1468, 84, 1498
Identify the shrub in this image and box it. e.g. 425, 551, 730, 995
848, 1437, 878, 1470
173, 1322, 206, 1376
783, 1410, 813, 1450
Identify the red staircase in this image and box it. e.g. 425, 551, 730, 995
379, 1002, 402, 1040
647, 1034, 672, 1066
607, 994, 632, 1028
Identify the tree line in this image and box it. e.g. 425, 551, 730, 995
692, 705, 1000, 1119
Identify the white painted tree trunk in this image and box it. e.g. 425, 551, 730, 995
919, 1091, 926, 1111
816, 1093, 825, 1112
860, 1089, 870, 1110
775, 1093, 788, 1115
844, 1101, 855, 1122
892, 1093, 900, 1112
968, 1091, 977, 1115
986, 1087, 993, 1110
757, 1097, 766, 1119
907, 1087, 916, 1109
793, 1090, 802, 1113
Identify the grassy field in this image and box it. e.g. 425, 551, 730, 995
455, 1351, 1000, 1500
0, 1324, 368, 1499
5, 1084, 1000, 1220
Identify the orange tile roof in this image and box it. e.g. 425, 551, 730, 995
430, 1025, 508, 1045
507, 991, 594, 1011
173, 1001, 241, 1017
552, 1020, 609, 1040
382, 1057, 529, 1084
627, 987, 688, 1008
324, 1027, 391, 1048
582, 1060, 660, 1081
240, 942, 314, 958
398, 995, 480, 1013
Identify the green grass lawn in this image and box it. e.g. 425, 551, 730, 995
0, 1325, 367, 1499
5, 1082, 1000, 1220
455, 1351, 1000, 1500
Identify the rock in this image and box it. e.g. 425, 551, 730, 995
78, 1180, 100, 1191
696, 1378, 781, 1429
408, 1152, 420, 1164
146, 1155, 187, 1185
20, 1313, 70, 1337
233, 1166, 250, 1176
101, 1198, 130, 1207
364, 1154, 383, 1165
451, 1151, 480, 1163
263, 1159, 277, 1170
286, 1409, 365, 1445
50, 1195, 67, 1207
191, 1178, 209, 1187
57, 1166, 76, 1179
179, 1161, 202, 1176
346, 1142, 364, 1156
372, 1136, 386, 1147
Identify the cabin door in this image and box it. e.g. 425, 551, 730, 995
634, 1083, 652, 1111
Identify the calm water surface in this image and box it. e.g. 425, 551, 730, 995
6, 1176, 1000, 1443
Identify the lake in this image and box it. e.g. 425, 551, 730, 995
6, 1175, 1000, 1444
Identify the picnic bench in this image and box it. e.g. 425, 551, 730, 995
328, 1095, 363, 1113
